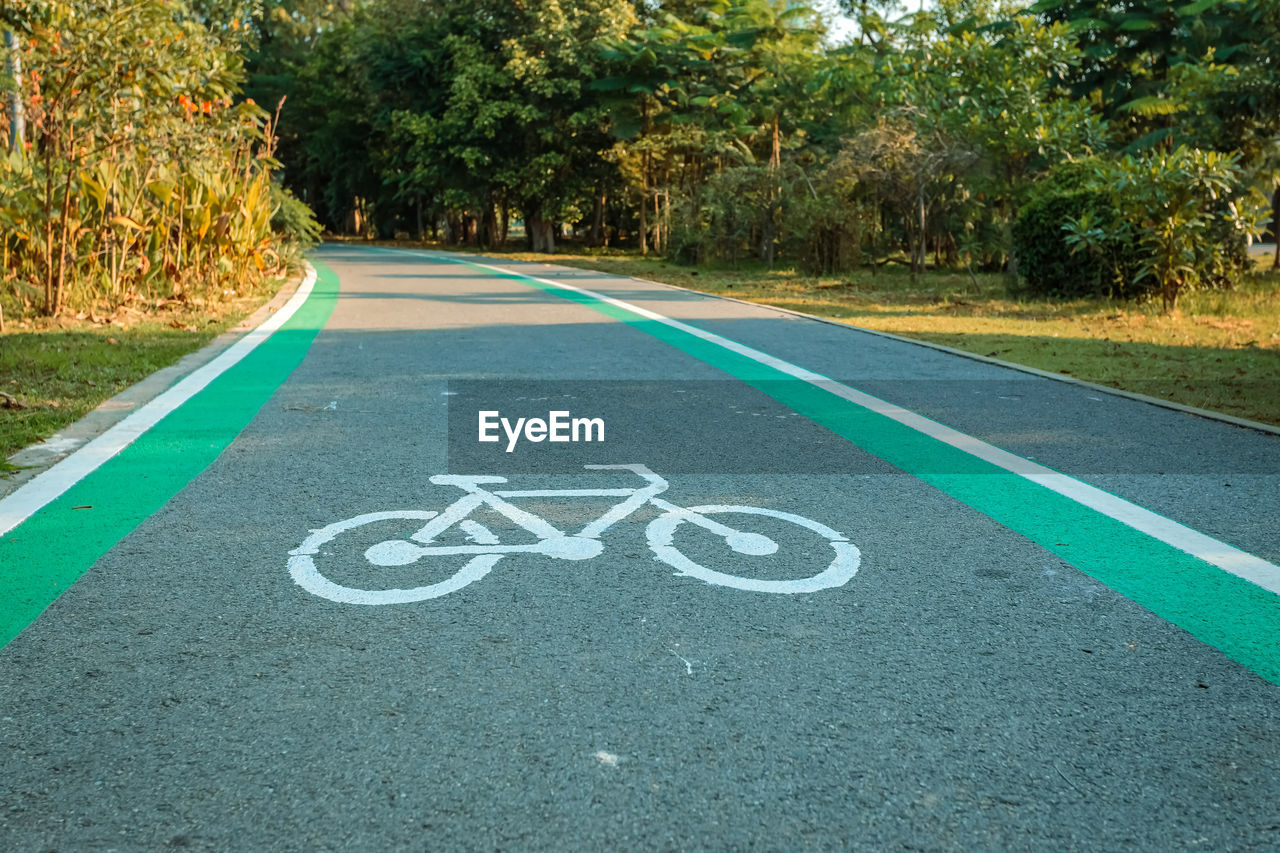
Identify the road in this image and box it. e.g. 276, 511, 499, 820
2, 243, 1278, 850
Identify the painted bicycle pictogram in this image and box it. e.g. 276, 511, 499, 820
288, 464, 859, 604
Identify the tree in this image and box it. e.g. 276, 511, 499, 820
2, 0, 297, 316
1029, 0, 1280, 160
596, 0, 826, 261
284, 0, 635, 250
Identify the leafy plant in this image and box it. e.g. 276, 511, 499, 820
1, 0, 309, 319
1063, 146, 1267, 309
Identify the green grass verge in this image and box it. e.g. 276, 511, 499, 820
453, 244, 1280, 428
0, 287, 284, 472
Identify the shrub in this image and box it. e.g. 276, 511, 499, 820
1013, 161, 1143, 297
270, 182, 324, 250
1064, 147, 1267, 309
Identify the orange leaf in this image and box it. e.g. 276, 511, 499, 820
109, 215, 147, 231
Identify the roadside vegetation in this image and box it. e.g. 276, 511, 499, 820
3, 0, 1279, 465
273, 0, 1279, 308
1, 1, 319, 324
1, 0, 316, 470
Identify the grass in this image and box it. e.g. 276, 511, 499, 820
458, 243, 1280, 427
0, 287, 284, 472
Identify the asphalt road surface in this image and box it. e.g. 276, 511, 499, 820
2, 244, 1278, 851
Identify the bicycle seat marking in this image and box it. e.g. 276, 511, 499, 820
288, 464, 860, 605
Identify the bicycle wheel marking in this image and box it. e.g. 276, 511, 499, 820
647, 505, 860, 594
369, 247, 1280, 685
290, 510, 501, 605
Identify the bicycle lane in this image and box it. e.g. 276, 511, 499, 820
396, 246, 1280, 684
0, 263, 338, 646
0, 244, 1277, 850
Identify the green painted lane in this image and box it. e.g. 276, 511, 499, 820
0, 261, 339, 647
448, 254, 1280, 685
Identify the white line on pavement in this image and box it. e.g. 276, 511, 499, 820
0, 264, 318, 539
443, 253, 1280, 597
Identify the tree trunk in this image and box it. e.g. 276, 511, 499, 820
918, 191, 926, 274
652, 191, 661, 254
528, 216, 541, 252
345, 199, 364, 236
663, 186, 670, 252
906, 189, 927, 278
760, 115, 780, 266
478, 193, 497, 249
759, 218, 775, 265
771, 115, 780, 170
588, 187, 606, 247
53, 150, 78, 314
638, 190, 648, 255
42, 131, 59, 314
1272, 184, 1279, 270
4, 30, 24, 153
527, 215, 556, 253
639, 100, 651, 255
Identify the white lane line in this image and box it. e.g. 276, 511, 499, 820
433, 252, 1280, 597
0, 264, 318, 539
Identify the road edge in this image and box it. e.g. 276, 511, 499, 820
1, 269, 308, 500
0, 260, 335, 647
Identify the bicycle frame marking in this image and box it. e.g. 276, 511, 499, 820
288, 464, 860, 605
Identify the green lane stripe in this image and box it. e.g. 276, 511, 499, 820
455, 256, 1280, 685
0, 260, 338, 647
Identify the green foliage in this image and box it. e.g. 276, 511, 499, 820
279, 0, 634, 249
270, 181, 322, 248
244, 0, 1272, 312
1, 0, 306, 319
1029, 0, 1280, 162
1014, 163, 1141, 297
1061, 146, 1266, 308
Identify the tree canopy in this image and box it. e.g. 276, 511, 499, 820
5, 0, 1276, 315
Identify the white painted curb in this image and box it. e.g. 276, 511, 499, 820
0, 263, 319, 539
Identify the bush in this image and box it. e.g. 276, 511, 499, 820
2, 1, 302, 317
1063, 147, 1267, 309
1013, 162, 1143, 297
270, 183, 324, 249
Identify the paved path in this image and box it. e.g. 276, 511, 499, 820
1, 245, 1278, 850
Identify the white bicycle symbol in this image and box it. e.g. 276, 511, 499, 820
288, 464, 860, 604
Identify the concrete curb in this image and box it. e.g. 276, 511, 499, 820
1, 271, 306, 500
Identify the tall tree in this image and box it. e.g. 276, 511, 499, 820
1029, 0, 1280, 159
